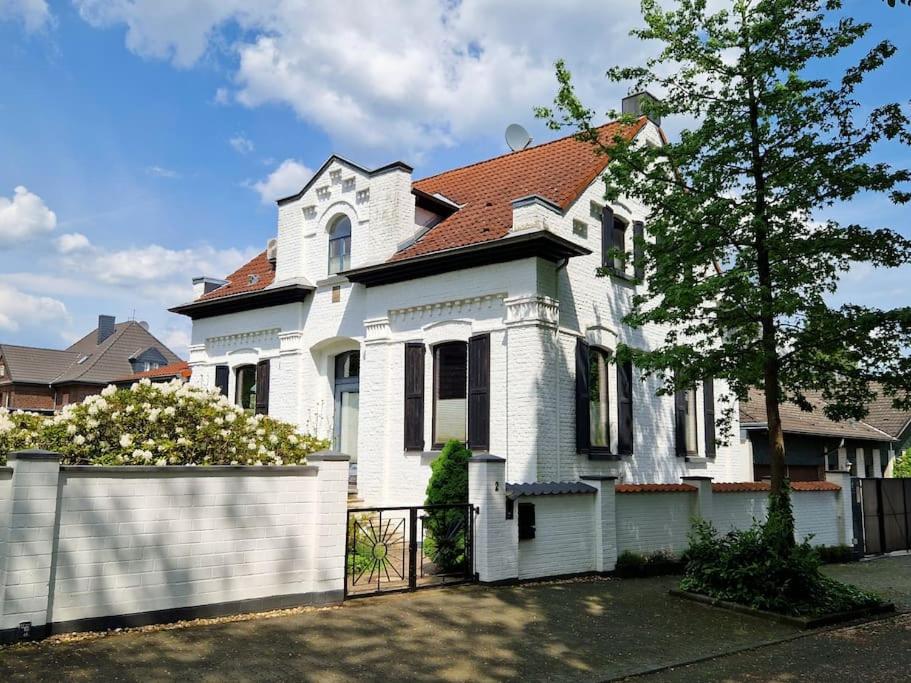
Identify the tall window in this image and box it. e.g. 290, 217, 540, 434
684, 388, 698, 454
328, 215, 352, 274
589, 348, 611, 448
613, 218, 627, 272
434, 342, 467, 444
235, 365, 257, 411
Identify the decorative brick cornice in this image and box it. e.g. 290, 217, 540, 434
206, 328, 280, 349
388, 294, 506, 324
278, 331, 305, 354
364, 317, 391, 343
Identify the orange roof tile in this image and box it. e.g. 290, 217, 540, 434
712, 481, 841, 493
115, 360, 191, 382
397, 118, 648, 261
616, 483, 697, 494
198, 251, 275, 302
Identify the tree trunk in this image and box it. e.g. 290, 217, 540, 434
763, 358, 787, 494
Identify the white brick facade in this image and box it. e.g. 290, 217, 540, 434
188, 122, 752, 505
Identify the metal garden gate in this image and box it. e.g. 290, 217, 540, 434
344, 504, 475, 599
855, 478, 911, 555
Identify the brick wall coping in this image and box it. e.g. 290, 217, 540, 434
59, 465, 319, 477
616, 483, 697, 494
712, 481, 841, 493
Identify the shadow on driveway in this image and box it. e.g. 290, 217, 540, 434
0, 576, 797, 683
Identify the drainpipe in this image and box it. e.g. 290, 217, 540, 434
554, 258, 569, 482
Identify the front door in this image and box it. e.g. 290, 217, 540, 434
334, 350, 359, 463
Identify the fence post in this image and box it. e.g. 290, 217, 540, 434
825, 469, 855, 549
308, 452, 350, 601
468, 455, 517, 583
682, 476, 714, 524
580, 476, 617, 573
0, 450, 62, 642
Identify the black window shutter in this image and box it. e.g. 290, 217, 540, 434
215, 365, 229, 397
633, 221, 646, 280
617, 360, 634, 455
575, 339, 591, 453
254, 360, 270, 415
674, 389, 688, 457
404, 343, 425, 450
703, 378, 716, 458
468, 334, 490, 451
600, 205, 614, 268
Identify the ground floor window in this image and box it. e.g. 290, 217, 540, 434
434, 341, 467, 445
235, 365, 256, 411
589, 347, 611, 448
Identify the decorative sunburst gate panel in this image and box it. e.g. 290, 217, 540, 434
345, 504, 475, 598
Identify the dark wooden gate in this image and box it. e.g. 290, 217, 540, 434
344, 504, 475, 599
856, 478, 911, 555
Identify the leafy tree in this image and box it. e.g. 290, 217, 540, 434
894, 447, 911, 477
538, 0, 911, 538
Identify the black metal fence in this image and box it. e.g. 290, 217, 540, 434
344, 504, 475, 599
855, 478, 911, 555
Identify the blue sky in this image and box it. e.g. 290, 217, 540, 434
0, 0, 908, 355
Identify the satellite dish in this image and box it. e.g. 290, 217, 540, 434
505, 123, 532, 152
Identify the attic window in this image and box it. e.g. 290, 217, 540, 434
248, 274, 260, 285
573, 219, 588, 238
590, 201, 603, 220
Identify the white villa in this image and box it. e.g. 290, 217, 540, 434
172, 96, 752, 506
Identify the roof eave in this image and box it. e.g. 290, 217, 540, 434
343, 230, 591, 287
170, 283, 315, 320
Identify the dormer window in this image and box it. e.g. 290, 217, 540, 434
328, 215, 352, 274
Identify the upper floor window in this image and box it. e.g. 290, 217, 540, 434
683, 387, 698, 454
612, 218, 627, 272
328, 215, 352, 274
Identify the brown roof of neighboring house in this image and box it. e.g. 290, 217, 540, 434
197, 251, 275, 302
859, 383, 911, 440
115, 360, 191, 383
196, 118, 648, 303
398, 118, 647, 261
0, 344, 81, 384
1, 321, 182, 388
740, 388, 893, 442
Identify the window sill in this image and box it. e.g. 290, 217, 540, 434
586, 449, 627, 461
315, 274, 350, 288
608, 270, 638, 286
685, 455, 713, 464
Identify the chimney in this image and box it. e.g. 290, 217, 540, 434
97, 315, 116, 345
621, 91, 661, 126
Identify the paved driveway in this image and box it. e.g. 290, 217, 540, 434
1, 555, 907, 682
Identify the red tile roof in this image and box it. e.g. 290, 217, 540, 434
115, 360, 191, 382
198, 251, 275, 302
197, 118, 647, 302
616, 483, 697, 494
712, 481, 841, 493
396, 118, 648, 261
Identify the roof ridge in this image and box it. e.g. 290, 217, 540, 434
0, 343, 81, 355
413, 118, 634, 186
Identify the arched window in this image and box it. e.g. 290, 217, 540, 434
235, 364, 257, 411
328, 215, 352, 274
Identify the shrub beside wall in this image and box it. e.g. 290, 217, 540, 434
0, 380, 328, 466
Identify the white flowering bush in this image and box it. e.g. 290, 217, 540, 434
0, 379, 329, 466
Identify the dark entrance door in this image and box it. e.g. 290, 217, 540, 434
858, 478, 911, 555
344, 504, 475, 599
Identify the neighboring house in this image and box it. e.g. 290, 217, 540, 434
172, 95, 753, 506
113, 360, 192, 387
861, 385, 911, 469
740, 389, 898, 481
0, 315, 182, 413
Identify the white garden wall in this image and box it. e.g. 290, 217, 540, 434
469, 458, 854, 583
0, 451, 348, 644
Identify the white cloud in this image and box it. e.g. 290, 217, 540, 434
0, 0, 51, 33
832, 262, 911, 312
55, 232, 91, 253
0, 185, 56, 248
71, 1, 651, 153
229, 133, 255, 154
251, 159, 313, 203
0, 282, 68, 332
146, 165, 180, 179
160, 326, 191, 356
